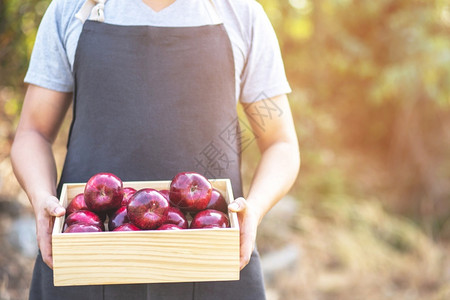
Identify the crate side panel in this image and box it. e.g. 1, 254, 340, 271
53, 229, 239, 286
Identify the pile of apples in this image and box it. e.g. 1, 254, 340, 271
63, 172, 230, 233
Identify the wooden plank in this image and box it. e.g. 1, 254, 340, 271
53, 229, 239, 286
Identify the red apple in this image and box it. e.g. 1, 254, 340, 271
113, 224, 140, 231
127, 189, 169, 229
205, 189, 228, 213
84, 172, 124, 212
157, 224, 183, 230
169, 172, 212, 212
106, 187, 137, 218
164, 207, 188, 229
108, 206, 130, 231
121, 187, 137, 206
64, 210, 105, 230
190, 209, 229, 229
159, 189, 170, 203
64, 224, 103, 233
66, 193, 88, 216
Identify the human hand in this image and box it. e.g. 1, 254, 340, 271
33, 193, 66, 269
228, 197, 260, 270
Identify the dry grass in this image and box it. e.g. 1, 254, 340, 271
258, 197, 450, 300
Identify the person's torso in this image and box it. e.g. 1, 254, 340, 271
58, 0, 244, 198
57, 0, 260, 101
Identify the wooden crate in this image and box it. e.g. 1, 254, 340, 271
52, 179, 240, 286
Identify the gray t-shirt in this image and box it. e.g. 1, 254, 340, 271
24, 0, 291, 103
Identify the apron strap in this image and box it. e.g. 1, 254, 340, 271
205, 0, 223, 25
75, 0, 107, 23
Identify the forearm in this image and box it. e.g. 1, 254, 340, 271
246, 141, 300, 223
10, 131, 58, 207
11, 85, 71, 267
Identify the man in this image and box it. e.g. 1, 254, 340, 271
11, 0, 300, 298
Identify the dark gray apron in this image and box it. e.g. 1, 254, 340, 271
29, 8, 266, 300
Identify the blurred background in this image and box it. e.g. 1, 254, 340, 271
1, 0, 450, 299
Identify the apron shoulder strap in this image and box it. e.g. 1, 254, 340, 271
205, 0, 222, 25
75, 0, 221, 25
75, 0, 107, 24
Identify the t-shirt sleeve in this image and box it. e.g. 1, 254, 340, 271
24, 0, 74, 92
239, 2, 291, 103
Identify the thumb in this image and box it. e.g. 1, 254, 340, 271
45, 197, 66, 217
228, 197, 247, 212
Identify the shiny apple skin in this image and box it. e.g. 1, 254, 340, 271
169, 172, 212, 213
205, 189, 228, 213
127, 188, 169, 230
164, 207, 188, 229
84, 172, 124, 213
108, 206, 130, 231
121, 187, 137, 206
64, 224, 103, 233
190, 209, 229, 229
157, 224, 183, 230
159, 189, 170, 203
66, 193, 88, 216
64, 210, 105, 230
113, 223, 140, 231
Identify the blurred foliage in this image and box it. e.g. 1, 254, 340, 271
258, 0, 450, 239
2, 0, 450, 299
0, 0, 49, 160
